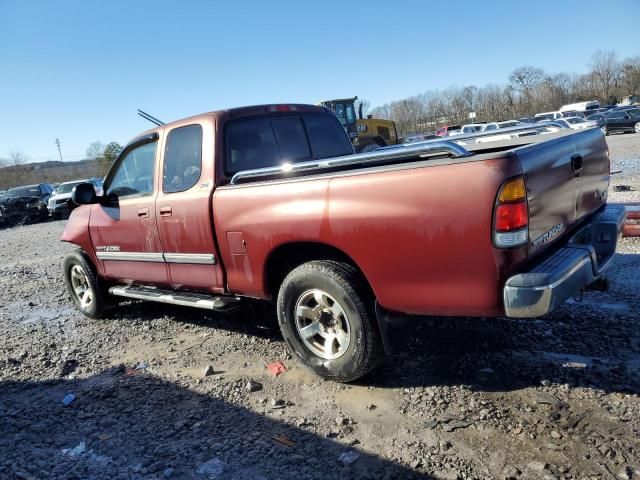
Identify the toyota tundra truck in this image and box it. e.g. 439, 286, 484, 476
61, 104, 625, 382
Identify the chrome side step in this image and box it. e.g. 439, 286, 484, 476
109, 285, 241, 310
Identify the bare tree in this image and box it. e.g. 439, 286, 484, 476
589, 50, 622, 103
9, 151, 27, 167
509, 66, 545, 115
621, 56, 640, 97
86, 141, 106, 160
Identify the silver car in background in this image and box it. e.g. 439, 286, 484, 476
48, 178, 102, 219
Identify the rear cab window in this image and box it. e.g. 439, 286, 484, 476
224, 113, 353, 177
163, 124, 203, 193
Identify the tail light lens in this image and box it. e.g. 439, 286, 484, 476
493, 176, 529, 248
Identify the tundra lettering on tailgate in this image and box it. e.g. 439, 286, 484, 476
531, 223, 564, 249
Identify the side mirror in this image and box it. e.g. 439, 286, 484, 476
72, 183, 98, 205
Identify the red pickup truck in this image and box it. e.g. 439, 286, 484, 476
62, 104, 624, 381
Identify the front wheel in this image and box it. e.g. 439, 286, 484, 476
277, 261, 384, 382
635, 122, 640, 134
63, 251, 111, 318
601, 125, 608, 136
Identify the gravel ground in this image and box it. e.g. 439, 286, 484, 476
1, 133, 639, 480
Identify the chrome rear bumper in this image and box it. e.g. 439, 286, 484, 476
503, 204, 625, 318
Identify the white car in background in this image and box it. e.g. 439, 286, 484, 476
460, 123, 484, 134
480, 120, 523, 132
562, 116, 597, 130
534, 111, 564, 121
48, 178, 102, 219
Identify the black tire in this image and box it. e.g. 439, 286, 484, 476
63, 250, 112, 318
359, 143, 381, 153
277, 260, 384, 382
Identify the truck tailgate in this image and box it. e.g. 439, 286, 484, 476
514, 128, 610, 258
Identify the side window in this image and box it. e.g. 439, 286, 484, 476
271, 117, 310, 162
377, 126, 390, 140
106, 142, 156, 198
163, 124, 203, 193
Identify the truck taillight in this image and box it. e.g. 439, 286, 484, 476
493, 176, 528, 248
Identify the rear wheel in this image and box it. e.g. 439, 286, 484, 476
63, 251, 111, 318
601, 125, 608, 135
277, 261, 383, 382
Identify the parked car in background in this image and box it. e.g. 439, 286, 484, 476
0, 190, 6, 199
48, 178, 102, 219
535, 120, 571, 132
518, 117, 536, 123
460, 123, 484, 134
435, 124, 461, 136
602, 108, 640, 135
0, 183, 54, 227
561, 111, 585, 118
587, 113, 606, 131
562, 117, 597, 130
403, 133, 437, 143
534, 111, 563, 121
480, 120, 522, 132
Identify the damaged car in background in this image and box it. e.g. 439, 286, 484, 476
0, 183, 54, 227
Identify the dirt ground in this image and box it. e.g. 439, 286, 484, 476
1, 133, 639, 480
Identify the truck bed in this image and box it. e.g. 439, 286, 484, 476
214, 128, 608, 316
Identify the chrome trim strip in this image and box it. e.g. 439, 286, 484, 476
164, 253, 216, 265
96, 251, 216, 265
96, 252, 164, 262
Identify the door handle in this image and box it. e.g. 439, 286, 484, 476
571, 154, 583, 173
159, 206, 173, 217
137, 208, 149, 218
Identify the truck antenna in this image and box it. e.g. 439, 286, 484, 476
137, 109, 165, 126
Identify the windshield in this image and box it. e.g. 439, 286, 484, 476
7, 186, 40, 197
535, 113, 555, 121
333, 102, 356, 127
56, 181, 85, 194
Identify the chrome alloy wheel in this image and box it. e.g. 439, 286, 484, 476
70, 264, 93, 310
635, 122, 640, 134
294, 289, 351, 360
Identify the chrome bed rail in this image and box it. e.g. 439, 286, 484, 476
229, 141, 470, 185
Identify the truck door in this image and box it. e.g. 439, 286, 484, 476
155, 121, 225, 293
89, 133, 169, 285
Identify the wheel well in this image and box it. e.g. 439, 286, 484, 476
264, 242, 369, 298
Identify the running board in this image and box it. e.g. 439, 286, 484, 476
109, 285, 241, 310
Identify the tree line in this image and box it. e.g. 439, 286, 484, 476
0, 142, 122, 190
369, 50, 640, 136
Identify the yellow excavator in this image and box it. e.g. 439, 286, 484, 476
319, 97, 399, 152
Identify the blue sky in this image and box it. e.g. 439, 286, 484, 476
1, 0, 639, 163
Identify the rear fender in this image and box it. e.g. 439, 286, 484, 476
60, 205, 101, 273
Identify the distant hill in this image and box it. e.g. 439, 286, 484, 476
0, 158, 105, 190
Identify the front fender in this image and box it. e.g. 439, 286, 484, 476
60, 205, 100, 272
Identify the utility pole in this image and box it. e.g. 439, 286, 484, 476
55, 138, 63, 161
